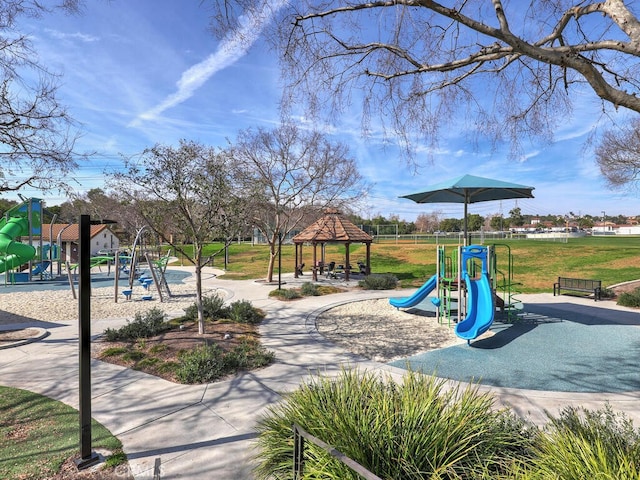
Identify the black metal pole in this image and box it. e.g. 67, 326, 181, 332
278, 232, 282, 290
76, 215, 99, 469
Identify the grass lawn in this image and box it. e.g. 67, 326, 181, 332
0, 386, 129, 479
175, 236, 640, 292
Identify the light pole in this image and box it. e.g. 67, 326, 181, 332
602, 211, 606, 233
75, 215, 99, 469
76, 216, 117, 471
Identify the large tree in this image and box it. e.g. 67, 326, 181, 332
210, 1, 640, 157
0, 1, 83, 193
596, 117, 640, 190
109, 140, 249, 334
224, 124, 365, 283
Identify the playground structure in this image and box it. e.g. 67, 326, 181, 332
0, 198, 50, 283
389, 243, 522, 344
1, 200, 173, 303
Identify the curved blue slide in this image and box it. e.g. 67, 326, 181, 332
455, 272, 495, 344
389, 274, 438, 309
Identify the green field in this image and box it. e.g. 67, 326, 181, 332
171, 236, 640, 293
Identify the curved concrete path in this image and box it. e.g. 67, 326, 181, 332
1, 267, 639, 479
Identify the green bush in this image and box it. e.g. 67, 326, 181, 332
183, 294, 228, 321
176, 344, 226, 383
269, 288, 301, 299
358, 273, 398, 290
224, 339, 275, 370
617, 287, 640, 308
103, 307, 170, 341
175, 340, 276, 384
300, 282, 320, 296
228, 300, 264, 324
254, 369, 535, 479
532, 405, 640, 479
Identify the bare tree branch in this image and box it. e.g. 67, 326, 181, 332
208, 1, 640, 160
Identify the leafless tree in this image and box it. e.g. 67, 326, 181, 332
208, 1, 640, 158
0, 1, 84, 194
415, 211, 442, 233
109, 140, 250, 334
596, 118, 640, 190
224, 124, 366, 282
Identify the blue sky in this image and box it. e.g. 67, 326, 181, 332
10, 1, 640, 221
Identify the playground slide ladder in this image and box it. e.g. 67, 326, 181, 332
491, 244, 523, 322
145, 253, 172, 302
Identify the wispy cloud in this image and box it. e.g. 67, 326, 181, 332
45, 28, 99, 42
130, 2, 287, 127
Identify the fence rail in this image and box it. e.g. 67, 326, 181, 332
292, 423, 382, 480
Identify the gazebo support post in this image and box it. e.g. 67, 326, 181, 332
365, 243, 371, 275
345, 243, 350, 281
312, 244, 318, 282
294, 244, 299, 278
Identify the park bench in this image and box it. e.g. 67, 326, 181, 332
553, 277, 602, 301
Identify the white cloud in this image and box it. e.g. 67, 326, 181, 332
45, 28, 99, 42
130, 1, 287, 127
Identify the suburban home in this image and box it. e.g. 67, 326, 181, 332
37, 223, 121, 263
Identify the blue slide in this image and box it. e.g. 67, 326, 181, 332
455, 246, 496, 344
389, 274, 438, 309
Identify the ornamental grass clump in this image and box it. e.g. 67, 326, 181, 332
253, 368, 535, 479
531, 405, 640, 480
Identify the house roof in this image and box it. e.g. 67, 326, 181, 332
38, 224, 112, 242
293, 209, 373, 244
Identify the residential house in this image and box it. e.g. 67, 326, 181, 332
38, 223, 120, 263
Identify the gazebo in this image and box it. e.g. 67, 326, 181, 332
292, 209, 373, 281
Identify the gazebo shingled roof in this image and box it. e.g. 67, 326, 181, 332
293, 209, 373, 244
292, 209, 372, 281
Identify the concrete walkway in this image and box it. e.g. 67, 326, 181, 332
1, 267, 640, 479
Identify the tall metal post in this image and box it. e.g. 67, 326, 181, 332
76, 215, 99, 469
278, 232, 282, 289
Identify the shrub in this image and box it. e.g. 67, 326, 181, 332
358, 273, 398, 290
224, 339, 275, 370
300, 282, 320, 296
601, 287, 615, 299
183, 294, 228, 321
617, 287, 640, 308
228, 300, 264, 324
175, 344, 225, 384
254, 369, 535, 479
269, 288, 301, 300
175, 341, 276, 384
103, 308, 170, 341
532, 405, 640, 479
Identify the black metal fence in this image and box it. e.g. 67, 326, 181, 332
292, 423, 382, 480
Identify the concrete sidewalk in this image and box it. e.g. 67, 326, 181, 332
1, 268, 639, 479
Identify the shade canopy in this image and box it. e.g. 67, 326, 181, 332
401, 174, 535, 243
401, 174, 535, 204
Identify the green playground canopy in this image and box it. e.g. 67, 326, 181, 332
401, 174, 535, 243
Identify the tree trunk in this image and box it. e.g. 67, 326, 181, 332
194, 247, 205, 334
266, 242, 276, 283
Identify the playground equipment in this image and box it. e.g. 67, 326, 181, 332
0, 198, 46, 282
389, 274, 437, 309
389, 242, 522, 345
0, 216, 36, 274
454, 245, 495, 344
